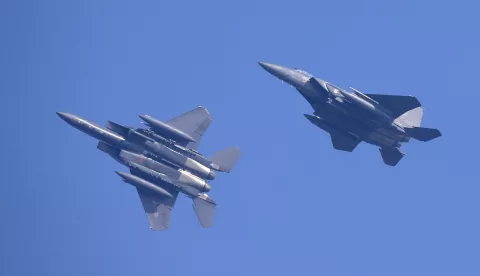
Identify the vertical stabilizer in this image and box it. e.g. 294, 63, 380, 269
208, 146, 242, 172
192, 194, 216, 228
394, 106, 424, 128
380, 147, 405, 166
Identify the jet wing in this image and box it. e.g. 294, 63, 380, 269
330, 132, 361, 152
136, 188, 179, 231
166, 107, 213, 150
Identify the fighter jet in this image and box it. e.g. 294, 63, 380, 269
56, 107, 241, 230
259, 62, 441, 166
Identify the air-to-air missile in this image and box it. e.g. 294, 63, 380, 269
259, 62, 441, 166
116, 171, 174, 199
56, 107, 241, 231
138, 114, 196, 144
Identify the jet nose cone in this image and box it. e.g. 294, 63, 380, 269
258, 61, 269, 69
56, 112, 68, 120
258, 62, 292, 81
258, 62, 278, 74
56, 112, 77, 125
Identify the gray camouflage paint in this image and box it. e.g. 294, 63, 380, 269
57, 108, 241, 230
259, 62, 441, 166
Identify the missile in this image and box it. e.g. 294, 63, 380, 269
350, 87, 379, 105
139, 114, 196, 143
304, 114, 339, 134
340, 91, 392, 124
144, 141, 216, 180
115, 171, 173, 199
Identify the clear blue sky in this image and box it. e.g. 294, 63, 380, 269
1, 0, 479, 275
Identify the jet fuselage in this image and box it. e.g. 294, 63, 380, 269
56, 112, 142, 151
57, 107, 239, 230
56, 112, 216, 180
258, 63, 408, 149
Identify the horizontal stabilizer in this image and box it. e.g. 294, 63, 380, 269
208, 146, 242, 172
380, 147, 405, 166
404, 127, 442, 142
106, 121, 130, 137
192, 194, 216, 228
365, 93, 422, 118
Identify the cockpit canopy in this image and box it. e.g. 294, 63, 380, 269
293, 68, 313, 77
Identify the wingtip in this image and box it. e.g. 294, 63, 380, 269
197, 106, 211, 116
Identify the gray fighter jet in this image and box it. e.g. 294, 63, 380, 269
259, 62, 441, 166
57, 107, 241, 230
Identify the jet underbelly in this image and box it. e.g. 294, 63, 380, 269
313, 103, 369, 137
364, 129, 399, 148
